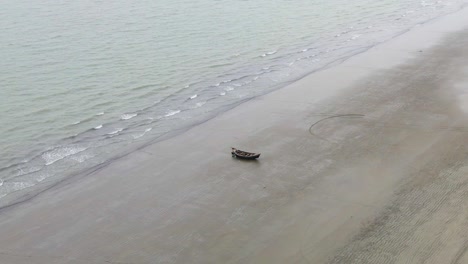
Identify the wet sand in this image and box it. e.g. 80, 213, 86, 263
2, 8, 468, 264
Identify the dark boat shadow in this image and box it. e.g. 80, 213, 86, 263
231, 157, 261, 163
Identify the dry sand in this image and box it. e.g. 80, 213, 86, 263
2, 8, 468, 264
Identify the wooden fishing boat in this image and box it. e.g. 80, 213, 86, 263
231, 148, 260, 160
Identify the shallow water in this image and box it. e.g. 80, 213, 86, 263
1, 0, 467, 202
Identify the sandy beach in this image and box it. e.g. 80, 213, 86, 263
2, 7, 468, 264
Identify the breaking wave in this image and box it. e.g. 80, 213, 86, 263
107, 128, 123, 135
165, 110, 181, 117
121, 113, 138, 120
42, 146, 88, 166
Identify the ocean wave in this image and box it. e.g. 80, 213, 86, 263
190, 94, 198, 99
261, 50, 278, 57
107, 128, 124, 135
14, 166, 42, 177
132, 127, 152, 139
69, 116, 96, 127
165, 110, 181, 117
121, 113, 138, 120
94, 124, 103, 129
92, 101, 112, 108
3, 181, 36, 192
71, 153, 94, 163
96, 112, 105, 116
208, 61, 235, 68
42, 146, 88, 166
36, 173, 47, 182
260, 68, 274, 74
220, 92, 226, 96
131, 84, 155, 91
216, 75, 250, 86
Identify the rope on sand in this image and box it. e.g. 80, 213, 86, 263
308, 114, 365, 137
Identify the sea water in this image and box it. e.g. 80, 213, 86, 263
1, 0, 467, 203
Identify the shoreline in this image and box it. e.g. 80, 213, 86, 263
3, 3, 468, 209
1, 6, 468, 264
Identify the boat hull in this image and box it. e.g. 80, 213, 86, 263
231, 151, 260, 160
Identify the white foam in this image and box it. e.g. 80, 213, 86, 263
0, 179, 3, 187
94, 124, 103, 129
121, 113, 137, 120
261, 50, 277, 57
42, 146, 87, 165
220, 92, 226, 96
224, 87, 234, 91
72, 121, 81, 125
71, 153, 94, 163
132, 127, 152, 139
165, 110, 181, 117
107, 128, 123, 135
190, 94, 198, 99
6, 181, 35, 192
14, 166, 41, 177
35, 173, 48, 182
96, 112, 105, 116
36, 177, 46, 183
